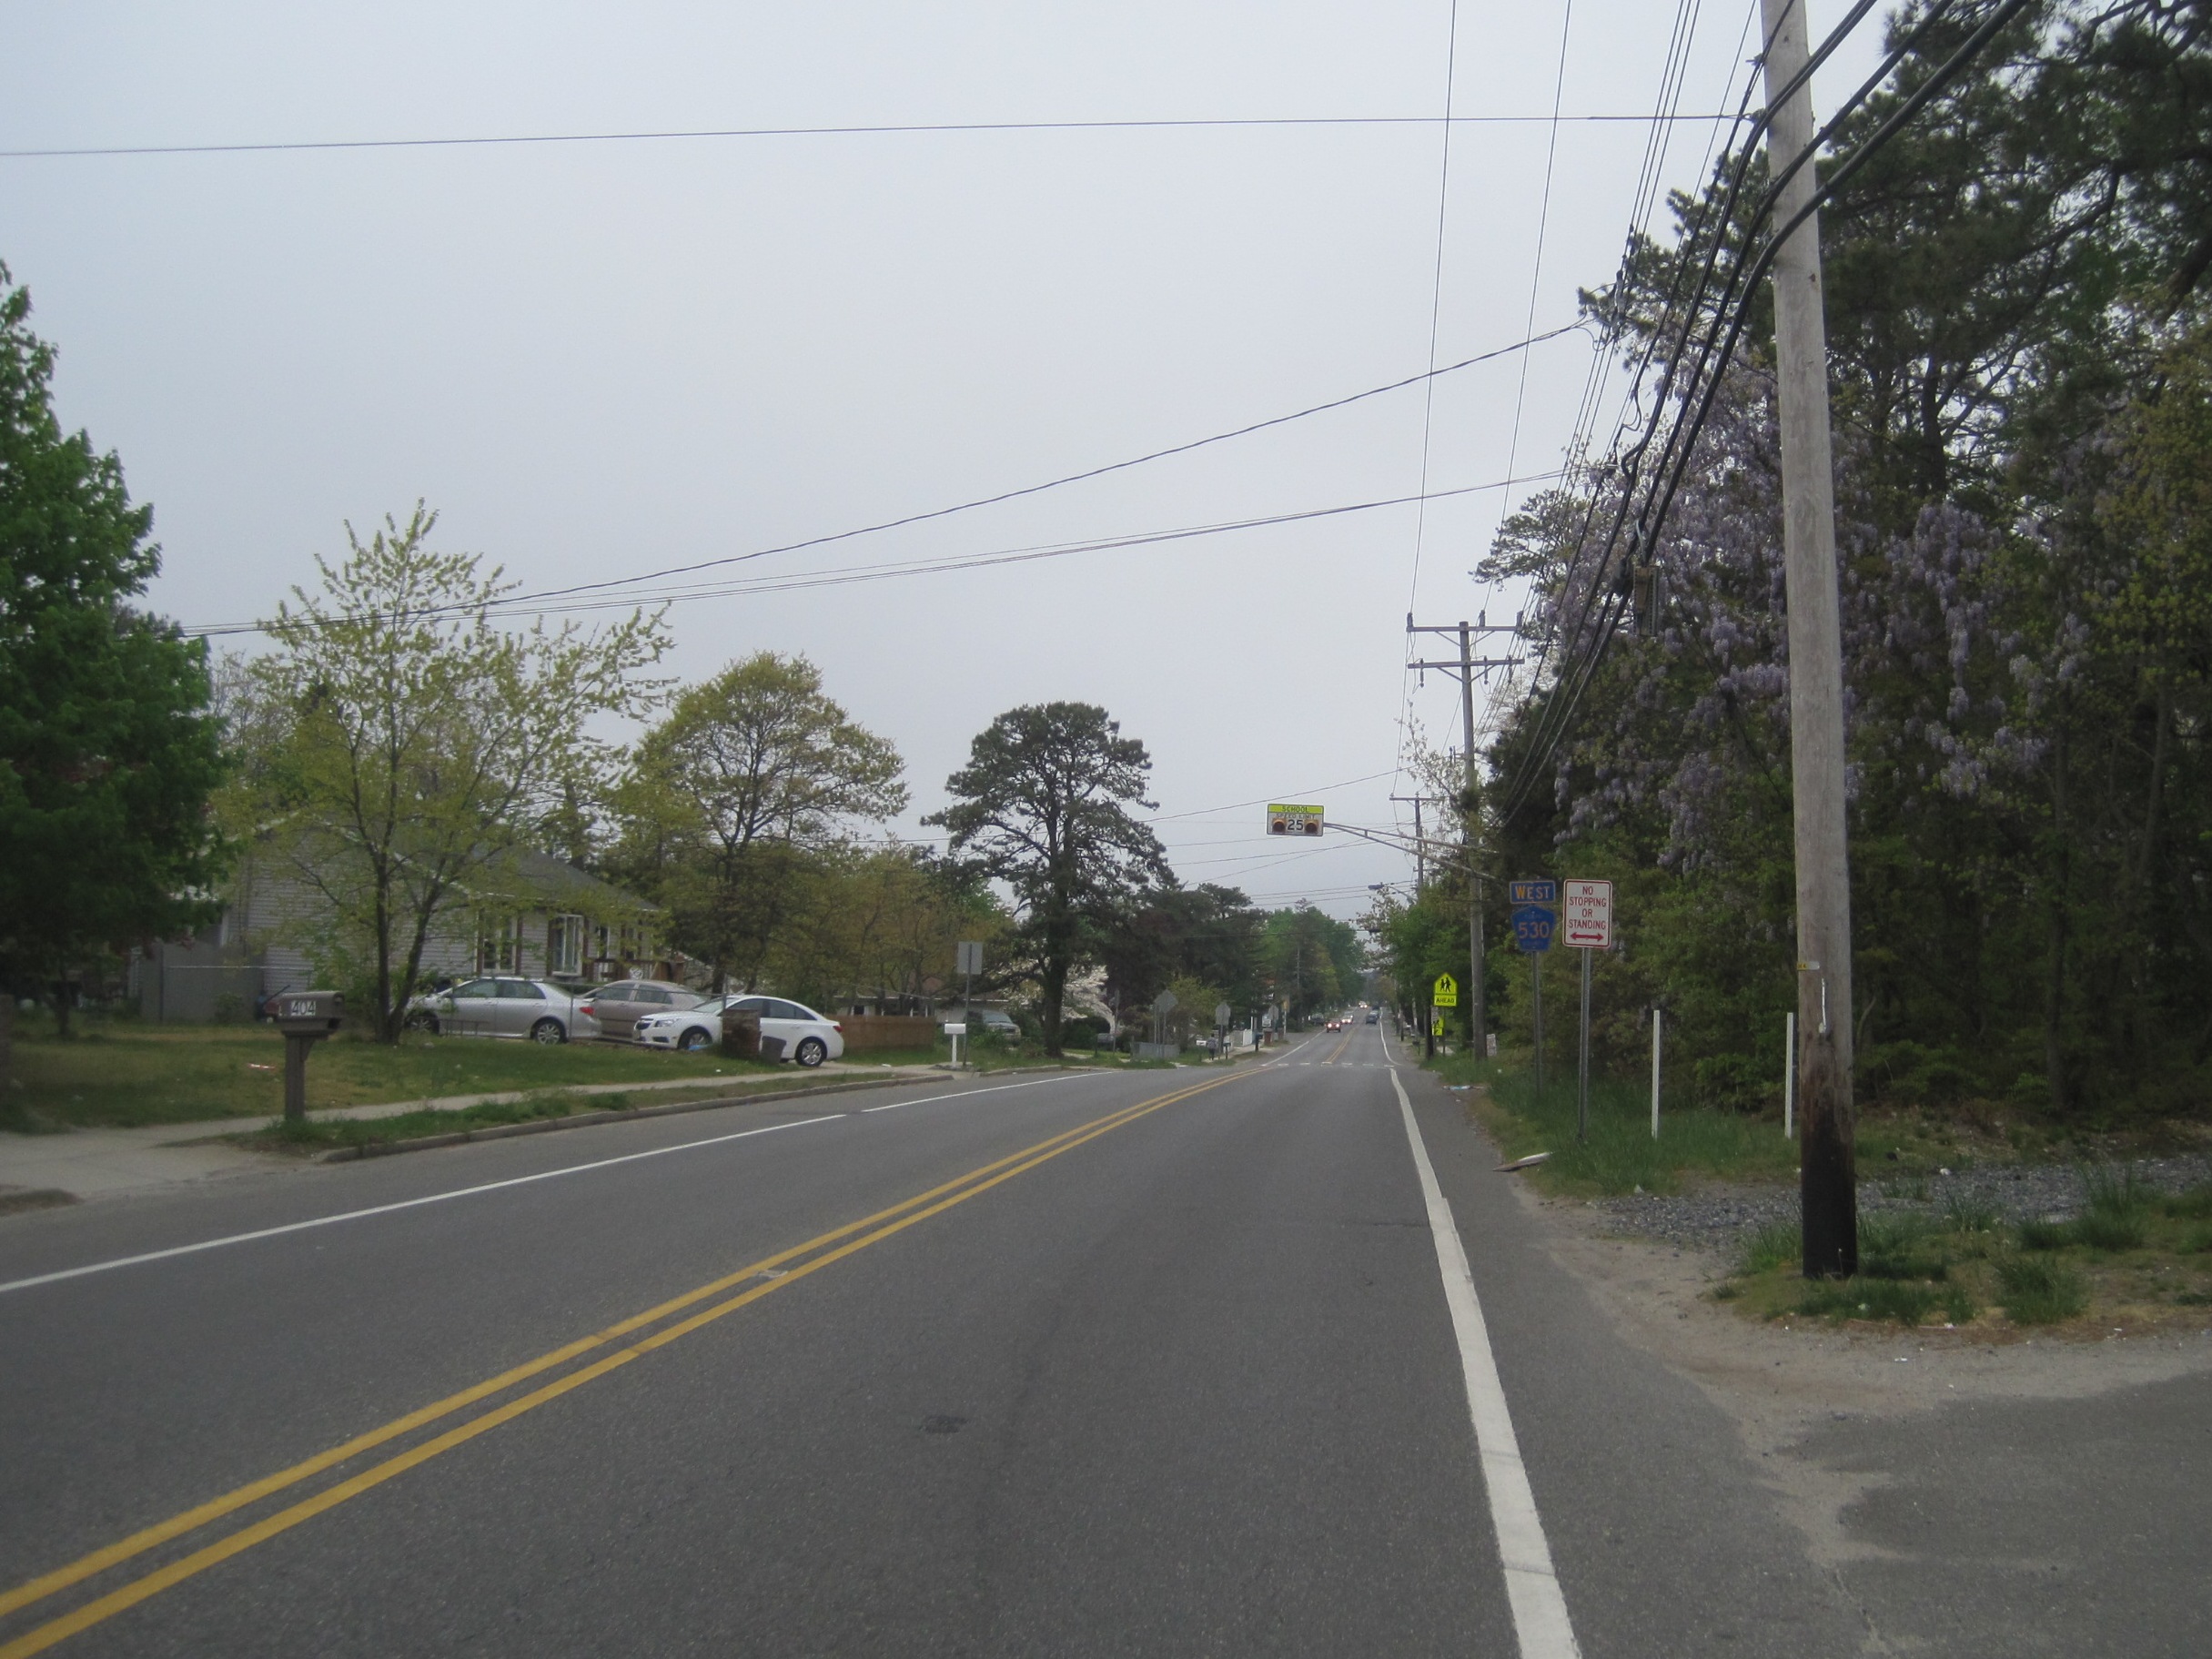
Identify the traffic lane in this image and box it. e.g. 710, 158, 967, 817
68, 1053, 1514, 1657
1804, 1369, 2212, 1656
1400, 1060, 1871, 1658
0, 1068, 1164, 1596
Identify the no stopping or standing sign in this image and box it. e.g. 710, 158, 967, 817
1561, 880, 1614, 948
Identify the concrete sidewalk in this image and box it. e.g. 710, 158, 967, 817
0, 1061, 939, 1204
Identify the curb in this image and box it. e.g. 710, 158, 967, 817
310, 1065, 1099, 1164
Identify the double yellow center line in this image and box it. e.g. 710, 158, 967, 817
0, 1069, 1246, 1658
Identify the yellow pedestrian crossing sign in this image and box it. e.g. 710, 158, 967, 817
1432, 972, 1460, 1007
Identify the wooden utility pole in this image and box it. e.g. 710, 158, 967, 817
1458, 621, 1485, 1061
1407, 614, 1516, 1064
1761, 0, 1857, 1277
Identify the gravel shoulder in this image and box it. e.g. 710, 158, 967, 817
1584, 1152, 2212, 1256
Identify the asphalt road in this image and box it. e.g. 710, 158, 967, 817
1, 1025, 2204, 1656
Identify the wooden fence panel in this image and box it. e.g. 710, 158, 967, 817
837, 1015, 940, 1052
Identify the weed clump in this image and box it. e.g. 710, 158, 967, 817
1941, 1191, 2002, 1236
1858, 1212, 1949, 1280
1996, 1256, 2088, 1324
1738, 1219, 1801, 1275
1795, 1277, 1975, 1327
2162, 1182, 2212, 1221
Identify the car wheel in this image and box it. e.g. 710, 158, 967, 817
794, 1037, 828, 1068
530, 1018, 567, 1045
679, 1027, 713, 1053
404, 1012, 439, 1036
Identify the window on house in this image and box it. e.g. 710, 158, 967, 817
549, 915, 583, 977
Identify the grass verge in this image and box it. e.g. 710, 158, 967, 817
235, 1074, 863, 1154
1435, 1052, 1797, 1195
1717, 1172, 2212, 1330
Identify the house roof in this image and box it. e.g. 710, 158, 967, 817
505, 849, 650, 916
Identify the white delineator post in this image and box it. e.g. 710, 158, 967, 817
1650, 1007, 1662, 1139
1761, 0, 1857, 1278
1783, 1011, 1796, 1138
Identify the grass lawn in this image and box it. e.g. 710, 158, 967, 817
6, 1014, 793, 1129
1433, 1050, 1799, 1195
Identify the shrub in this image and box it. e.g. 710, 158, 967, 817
1996, 1256, 2088, 1324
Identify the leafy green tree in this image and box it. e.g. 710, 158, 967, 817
925, 703, 1168, 1053
234, 507, 666, 1040
0, 266, 227, 1040
1098, 883, 1266, 1019
1263, 905, 1365, 1025
612, 652, 906, 992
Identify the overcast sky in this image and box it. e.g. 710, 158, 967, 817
0, 1, 1884, 918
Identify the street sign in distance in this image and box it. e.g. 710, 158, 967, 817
1155, 988, 1179, 1013
1561, 879, 1614, 948
1432, 971, 1460, 1007
1511, 905, 1555, 953
955, 940, 983, 976
1266, 804, 1325, 836
1215, 1001, 1232, 1026
1509, 878, 1558, 906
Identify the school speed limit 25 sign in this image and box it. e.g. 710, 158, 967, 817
1561, 879, 1614, 948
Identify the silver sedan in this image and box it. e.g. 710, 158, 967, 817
404, 978, 601, 1044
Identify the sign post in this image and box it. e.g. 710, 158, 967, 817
955, 940, 983, 1032
1510, 880, 1557, 1091
1561, 880, 1614, 1143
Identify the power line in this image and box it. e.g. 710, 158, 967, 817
0, 113, 1750, 163
187, 469, 1567, 638
250, 320, 1585, 640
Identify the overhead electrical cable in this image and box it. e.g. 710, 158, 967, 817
0, 113, 1750, 163
1397, 0, 1467, 811
187, 469, 1567, 639
353, 319, 1587, 631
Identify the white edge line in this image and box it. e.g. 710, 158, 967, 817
0, 1071, 1108, 1298
1389, 1064, 1581, 1659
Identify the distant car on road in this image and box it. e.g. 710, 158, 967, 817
578, 980, 703, 1041
633, 994, 846, 1066
1364, 1010, 1379, 1024
404, 978, 599, 1044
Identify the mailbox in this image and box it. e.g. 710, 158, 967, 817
273, 991, 344, 1034
270, 990, 343, 1124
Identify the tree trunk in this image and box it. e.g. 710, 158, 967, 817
372, 877, 396, 1044
0, 991, 12, 1104
50, 968, 71, 1039
2043, 730, 2072, 1115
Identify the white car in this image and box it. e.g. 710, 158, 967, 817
633, 994, 846, 1067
